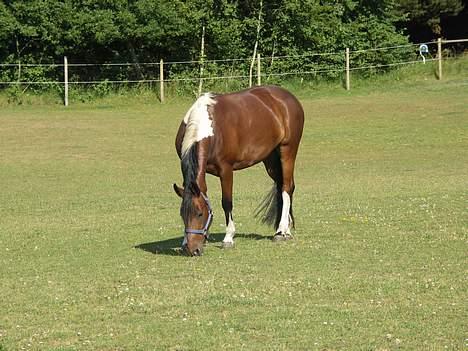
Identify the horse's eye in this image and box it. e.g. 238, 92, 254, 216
197, 212, 203, 218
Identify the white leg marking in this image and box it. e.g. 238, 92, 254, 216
223, 214, 236, 244
277, 191, 291, 234
286, 215, 292, 235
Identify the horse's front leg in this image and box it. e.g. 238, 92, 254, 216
220, 167, 235, 248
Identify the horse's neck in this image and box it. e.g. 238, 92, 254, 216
195, 139, 210, 193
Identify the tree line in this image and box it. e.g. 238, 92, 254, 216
0, 0, 465, 86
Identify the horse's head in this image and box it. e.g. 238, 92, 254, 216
173, 182, 213, 256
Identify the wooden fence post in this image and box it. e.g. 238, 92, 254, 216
198, 26, 206, 96
257, 53, 261, 86
437, 38, 442, 80
345, 48, 350, 91
249, 0, 263, 88
160, 59, 164, 103
64, 56, 68, 106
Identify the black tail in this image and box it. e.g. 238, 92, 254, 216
254, 184, 296, 230
254, 184, 282, 228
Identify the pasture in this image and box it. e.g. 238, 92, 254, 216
0, 79, 467, 350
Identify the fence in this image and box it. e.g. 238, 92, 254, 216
0, 38, 467, 105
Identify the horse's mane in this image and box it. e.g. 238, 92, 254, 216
180, 142, 199, 219
179, 93, 216, 220
181, 93, 216, 157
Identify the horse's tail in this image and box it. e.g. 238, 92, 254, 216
254, 184, 282, 228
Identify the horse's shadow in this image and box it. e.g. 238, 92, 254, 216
134, 232, 268, 256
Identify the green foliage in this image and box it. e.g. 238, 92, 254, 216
1, 57, 466, 105
5, 84, 23, 104
396, 0, 464, 35
0, 0, 411, 91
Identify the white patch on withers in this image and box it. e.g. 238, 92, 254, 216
181, 93, 217, 156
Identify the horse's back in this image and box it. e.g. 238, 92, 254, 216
254, 85, 304, 144
205, 86, 303, 170
214, 85, 304, 146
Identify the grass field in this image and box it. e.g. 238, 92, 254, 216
0, 76, 467, 350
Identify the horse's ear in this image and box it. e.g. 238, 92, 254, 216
189, 181, 201, 196
173, 183, 184, 198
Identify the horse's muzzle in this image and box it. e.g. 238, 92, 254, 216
191, 248, 203, 256
182, 243, 204, 257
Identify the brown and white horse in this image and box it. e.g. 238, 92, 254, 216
173, 85, 304, 256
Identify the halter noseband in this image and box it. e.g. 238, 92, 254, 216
185, 192, 213, 238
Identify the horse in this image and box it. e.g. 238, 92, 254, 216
173, 85, 304, 256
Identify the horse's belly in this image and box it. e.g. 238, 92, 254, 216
232, 159, 263, 171
206, 138, 277, 175
232, 139, 279, 170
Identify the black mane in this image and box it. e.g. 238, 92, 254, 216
180, 142, 199, 220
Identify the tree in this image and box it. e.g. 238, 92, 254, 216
0, 0, 412, 86
396, 0, 465, 39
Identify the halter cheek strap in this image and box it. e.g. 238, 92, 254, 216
185, 192, 213, 238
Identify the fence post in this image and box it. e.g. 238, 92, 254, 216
64, 56, 68, 106
437, 38, 442, 80
257, 53, 261, 86
159, 59, 164, 103
198, 26, 206, 97
345, 48, 350, 91
17, 61, 21, 83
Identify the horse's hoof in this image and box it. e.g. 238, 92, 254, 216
222, 241, 235, 249
272, 233, 292, 242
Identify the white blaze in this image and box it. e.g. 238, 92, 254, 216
181, 93, 216, 156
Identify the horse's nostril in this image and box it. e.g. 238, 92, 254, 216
193, 248, 202, 256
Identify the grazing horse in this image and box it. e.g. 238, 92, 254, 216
173, 85, 304, 256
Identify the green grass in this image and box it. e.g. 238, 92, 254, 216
0, 76, 467, 350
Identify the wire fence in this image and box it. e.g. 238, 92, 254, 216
0, 38, 467, 104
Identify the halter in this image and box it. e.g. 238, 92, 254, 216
185, 192, 213, 239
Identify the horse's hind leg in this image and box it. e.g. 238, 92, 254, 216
262, 149, 283, 228
261, 146, 297, 239
275, 144, 298, 239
